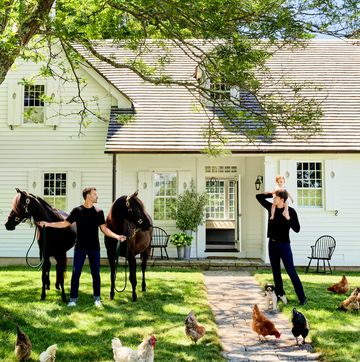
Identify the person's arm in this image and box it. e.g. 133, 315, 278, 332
256, 192, 273, 211
99, 224, 127, 242
38, 220, 71, 228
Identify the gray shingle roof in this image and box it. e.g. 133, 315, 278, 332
75, 40, 360, 153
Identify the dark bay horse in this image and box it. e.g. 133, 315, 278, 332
105, 192, 153, 302
5, 188, 76, 302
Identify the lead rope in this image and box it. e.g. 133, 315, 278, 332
114, 227, 139, 293
26, 226, 45, 269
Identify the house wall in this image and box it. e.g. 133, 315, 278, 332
0, 58, 124, 259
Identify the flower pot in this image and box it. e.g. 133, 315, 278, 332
176, 246, 185, 259
184, 245, 191, 259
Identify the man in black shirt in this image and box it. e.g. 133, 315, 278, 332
39, 187, 126, 308
256, 189, 307, 305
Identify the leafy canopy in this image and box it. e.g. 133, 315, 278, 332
1, 0, 359, 150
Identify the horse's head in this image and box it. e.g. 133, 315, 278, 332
124, 191, 153, 231
5, 188, 33, 230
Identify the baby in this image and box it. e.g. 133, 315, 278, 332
270, 175, 294, 220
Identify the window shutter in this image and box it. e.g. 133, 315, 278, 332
177, 171, 192, 194
7, 81, 22, 126
324, 160, 339, 211
45, 80, 60, 126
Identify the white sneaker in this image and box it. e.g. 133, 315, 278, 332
278, 295, 288, 304
67, 301, 77, 307
94, 300, 102, 308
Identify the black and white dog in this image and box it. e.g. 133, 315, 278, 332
264, 283, 278, 311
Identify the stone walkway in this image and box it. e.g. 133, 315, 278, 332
203, 270, 320, 362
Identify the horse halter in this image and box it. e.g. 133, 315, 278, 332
126, 195, 144, 226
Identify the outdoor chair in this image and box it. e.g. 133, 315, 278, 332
305, 235, 336, 274
151, 226, 170, 259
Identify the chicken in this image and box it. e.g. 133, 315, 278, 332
112, 335, 157, 362
184, 311, 206, 344
39, 344, 57, 362
252, 304, 280, 341
15, 325, 32, 361
327, 275, 349, 294
339, 287, 360, 312
291, 308, 310, 345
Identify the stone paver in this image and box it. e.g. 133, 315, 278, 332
203, 270, 320, 362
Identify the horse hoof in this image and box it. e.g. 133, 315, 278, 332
55, 282, 60, 290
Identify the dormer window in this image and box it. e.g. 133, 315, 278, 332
210, 80, 231, 101
24, 84, 45, 124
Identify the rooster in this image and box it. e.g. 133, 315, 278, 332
327, 275, 349, 294
291, 308, 309, 345
15, 325, 32, 361
184, 311, 206, 344
112, 335, 157, 362
39, 344, 57, 362
339, 287, 360, 312
252, 304, 280, 341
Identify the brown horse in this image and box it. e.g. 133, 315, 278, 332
104, 192, 153, 302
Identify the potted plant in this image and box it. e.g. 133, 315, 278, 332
173, 181, 207, 259
170, 232, 193, 259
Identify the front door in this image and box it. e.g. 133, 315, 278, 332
205, 177, 239, 251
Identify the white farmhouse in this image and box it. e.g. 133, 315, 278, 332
1, 39, 360, 267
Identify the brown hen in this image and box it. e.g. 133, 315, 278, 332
252, 304, 281, 341
184, 311, 206, 344
327, 275, 349, 294
15, 325, 32, 361
339, 287, 360, 311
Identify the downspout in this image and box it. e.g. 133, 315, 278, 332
112, 153, 116, 202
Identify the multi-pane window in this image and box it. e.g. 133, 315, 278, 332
24, 84, 45, 124
297, 162, 322, 207
210, 80, 231, 101
43, 173, 67, 210
153, 172, 177, 221
206, 179, 235, 219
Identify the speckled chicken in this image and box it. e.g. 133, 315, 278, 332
184, 311, 206, 344
15, 325, 32, 361
291, 308, 309, 345
252, 304, 280, 341
327, 275, 349, 294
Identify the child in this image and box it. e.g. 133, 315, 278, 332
270, 175, 294, 220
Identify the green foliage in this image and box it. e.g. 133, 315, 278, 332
174, 182, 207, 232
254, 269, 360, 362
170, 232, 193, 246
0, 266, 225, 362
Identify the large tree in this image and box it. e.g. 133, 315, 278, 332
1, 0, 359, 151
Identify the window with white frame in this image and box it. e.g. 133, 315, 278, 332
43, 173, 67, 209
153, 172, 177, 221
206, 179, 235, 219
210, 79, 231, 101
297, 162, 322, 207
24, 84, 45, 124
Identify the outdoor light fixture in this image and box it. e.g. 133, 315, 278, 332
255, 175, 263, 191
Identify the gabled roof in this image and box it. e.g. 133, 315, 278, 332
75, 40, 360, 153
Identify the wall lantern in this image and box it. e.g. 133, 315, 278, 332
255, 175, 263, 191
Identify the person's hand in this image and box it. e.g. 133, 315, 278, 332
282, 209, 290, 220
38, 221, 47, 228
118, 235, 127, 242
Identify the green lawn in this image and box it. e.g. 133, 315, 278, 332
253, 269, 360, 362
0, 266, 225, 362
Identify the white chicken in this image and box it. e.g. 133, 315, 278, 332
39, 344, 57, 362
112, 335, 157, 362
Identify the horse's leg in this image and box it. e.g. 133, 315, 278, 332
105, 237, 117, 300
41, 258, 51, 300
128, 255, 137, 302
55, 255, 67, 302
140, 250, 149, 292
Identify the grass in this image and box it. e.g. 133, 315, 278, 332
253, 269, 360, 362
0, 265, 225, 362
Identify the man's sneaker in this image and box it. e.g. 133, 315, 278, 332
94, 300, 102, 308
278, 295, 288, 304
67, 301, 77, 307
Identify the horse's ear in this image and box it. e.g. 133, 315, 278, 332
15, 188, 21, 193
134, 190, 138, 197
